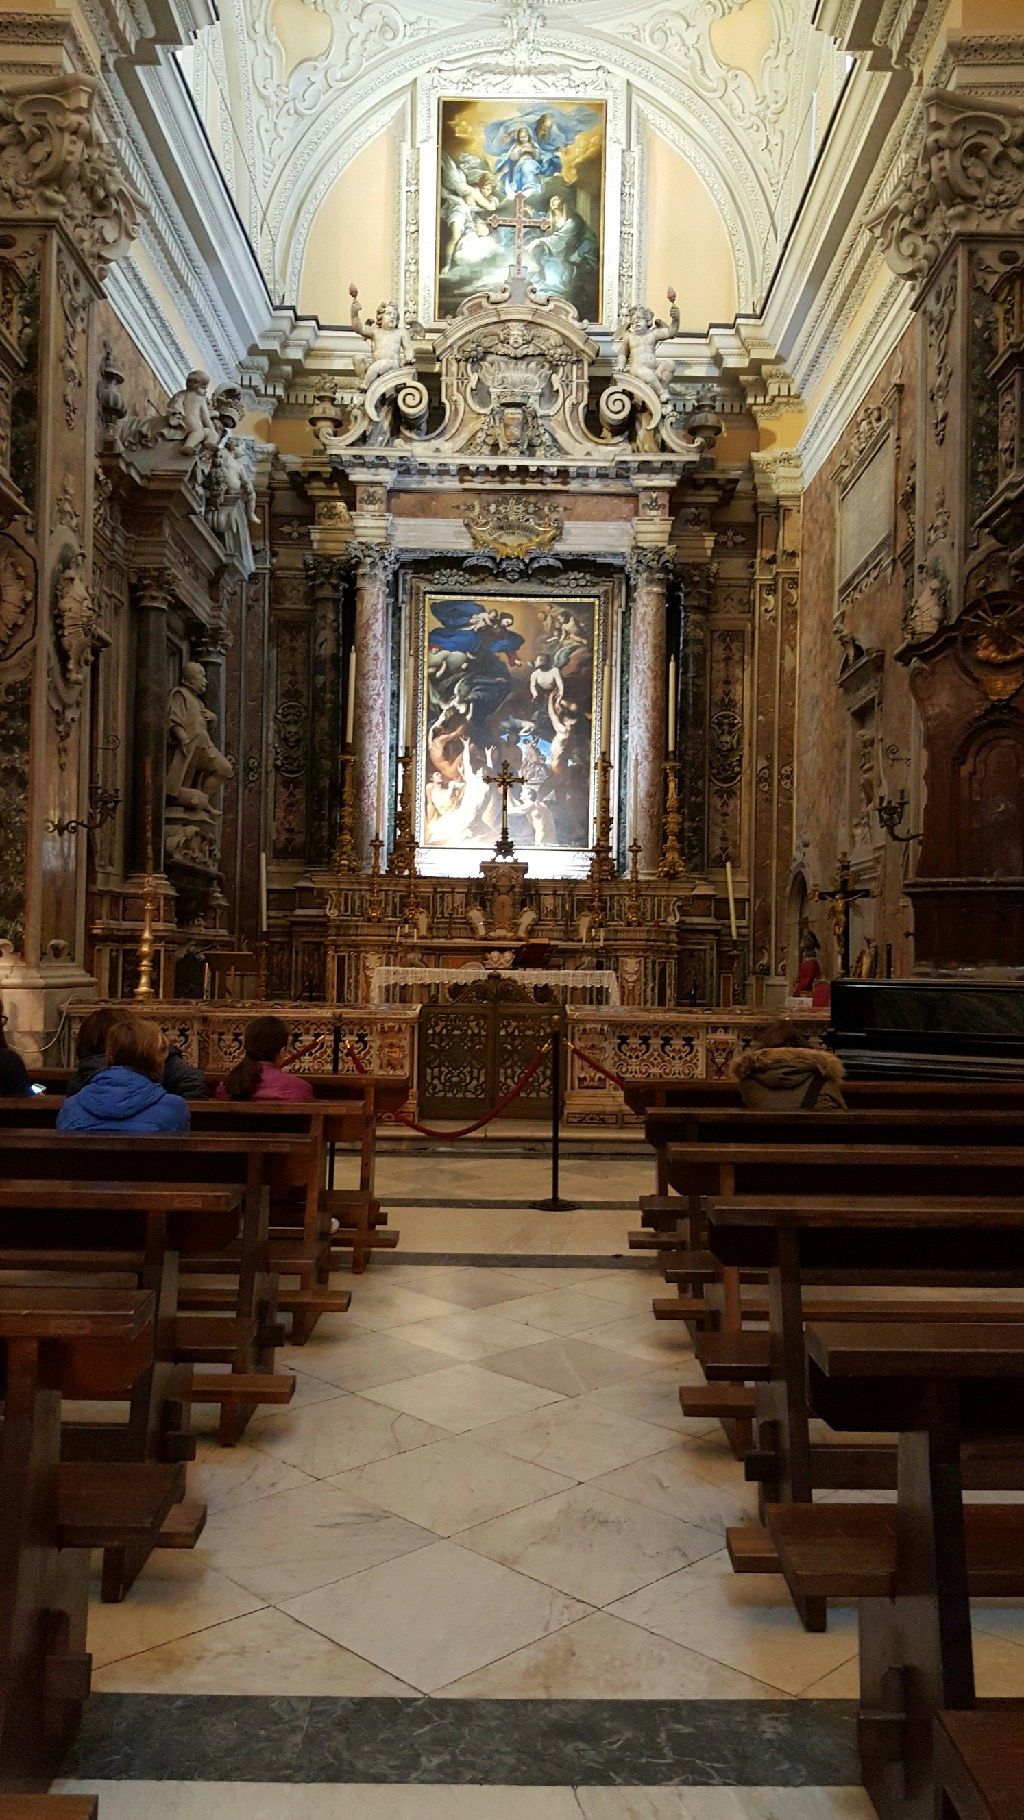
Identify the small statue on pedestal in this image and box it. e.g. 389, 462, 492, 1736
613, 293, 681, 403
349, 289, 416, 392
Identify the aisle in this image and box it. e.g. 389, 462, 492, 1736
50, 1139, 905, 1815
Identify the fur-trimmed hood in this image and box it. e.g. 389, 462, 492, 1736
732, 1046, 845, 1085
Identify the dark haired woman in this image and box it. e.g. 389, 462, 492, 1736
69, 1005, 207, 1098
0, 1006, 30, 1095
219, 1016, 314, 1102
731, 1018, 846, 1111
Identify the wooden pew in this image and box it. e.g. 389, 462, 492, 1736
934, 1710, 1024, 1820
0, 1799, 98, 1817
0, 1286, 176, 1791
0, 1180, 236, 1599
0, 1132, 313, 1442
766, 1321, 1024, 1820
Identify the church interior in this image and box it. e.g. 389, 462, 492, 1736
1, 0, 1024, 1813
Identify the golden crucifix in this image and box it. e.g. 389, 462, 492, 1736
485, 759, 524, 860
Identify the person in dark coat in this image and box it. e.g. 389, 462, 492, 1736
731, 1017, 847, 1110
57, 1016, 191, 1134
69, 1006, 207, 1099
0, 1008, 30, 1095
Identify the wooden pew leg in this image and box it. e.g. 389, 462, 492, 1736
859, 1597, 909, 1820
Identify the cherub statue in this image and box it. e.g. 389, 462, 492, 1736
164, 370, 222, 455
349, 286, 415, 392
614, 291, 681, 403
217, 436, 259, 525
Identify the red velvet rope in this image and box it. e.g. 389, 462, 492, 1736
341, 1038, 552, 1140
567, 1039, 628, 1091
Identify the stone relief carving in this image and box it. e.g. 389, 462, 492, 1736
0, 541, 32, 667
165, 659, 234, 872
0, 74, 140, 280
871, 93, 1024, 286
56, 250, 88, 431
54, 552, 107, 688
463, 497, 563, 561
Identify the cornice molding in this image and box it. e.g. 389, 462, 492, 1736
0, 71, 142, 280
870, 90, 1024, 287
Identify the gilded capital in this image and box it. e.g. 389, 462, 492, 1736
870, 92, 1024, 287
0, 73, 142, 278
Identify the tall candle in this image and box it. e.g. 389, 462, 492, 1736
258, 851, 268, 935
667, 655, 677, 755
403, 675, 414, 750
600, 664, 611, 754
725, 858, 739, 941
374, 750, 383, 836
344, 646, 356, 746
631, 755, 639, 834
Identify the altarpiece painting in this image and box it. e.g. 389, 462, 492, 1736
436, 97, 605, 321
414, 590, 602, 873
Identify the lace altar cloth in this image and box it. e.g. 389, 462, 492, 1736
368, 966, 621, 1007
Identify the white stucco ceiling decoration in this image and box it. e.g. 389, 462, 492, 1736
198, 0, 823, 317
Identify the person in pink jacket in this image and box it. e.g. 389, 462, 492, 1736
218, 1015, 314, 1101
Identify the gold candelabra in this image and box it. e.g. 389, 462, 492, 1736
388, 747, 418, 879
659, 757, 685, 879
333, 747, 358, 874
134, 879, 158, 1001
366, 834, 385, 922
623, 836, 643, 926
589, 752, 614, 882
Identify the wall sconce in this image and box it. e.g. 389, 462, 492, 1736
876, 790, 921, 844
46, 778, 122, 839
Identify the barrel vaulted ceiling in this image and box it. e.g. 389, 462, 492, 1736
182, 0, 842, 322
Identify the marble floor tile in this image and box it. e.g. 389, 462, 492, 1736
492, 1287, 633, 1335
55, 1786, 586, 1818
328, 1433, 575, 1536
482, 1337, 662, 1397
390, 1207, 633, 1257
359, 1362, 565, 1433
92, 1606, 416, 1696
437, 1610, 789, 1700
609, 1557, 859, 1696
343, 1283, 467, 1330
803, 1624, 1024, 1698
386, 1307, 554, 1361
590, 1441, 760, 1536
575, 1792, 875, 1819
971, 1599, 1024, 1645
476, 1397, 679, 1481
189, 1437, 317, 1513
281, 1539, 589, 1691
85, 1553, 264, 1670
277, 1330, 455, 1393
460, 1482, 723, 1605
246, 1392, 447, 1478
571, 1270, 663, 1307
201, 1480, 435, 1601
577, 1312, 698, 1367
381, 1264, 590, 1306
578, 1368, 721, 1437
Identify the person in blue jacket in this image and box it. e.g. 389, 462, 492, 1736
57, 1015, 191, 1134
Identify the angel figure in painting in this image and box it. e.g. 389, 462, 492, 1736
440, 165, 502, 276
614, 294, 681, 403
349, 288, 416, 393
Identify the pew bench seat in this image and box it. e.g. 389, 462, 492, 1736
765, 1501, 1024, 1603
0, 1800, 98, 1818
935, 1708, 1024, 1820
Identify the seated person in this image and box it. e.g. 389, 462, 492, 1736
0, 1011, 30, 1095
731, 1017, 846, 1110
69, 1005, 207, 1098
58, 1016, 191, 1133
219, 1015, 314, 1102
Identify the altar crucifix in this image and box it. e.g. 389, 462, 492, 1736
813, 852, 872, 978
489, 193, 551, 279
485, 759, 524, 860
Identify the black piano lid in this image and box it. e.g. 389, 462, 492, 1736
827, 980, 1024, 1079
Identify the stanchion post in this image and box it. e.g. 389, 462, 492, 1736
532, 1010, 578, 1212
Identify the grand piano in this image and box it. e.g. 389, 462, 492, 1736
827, 980, 1024, 1080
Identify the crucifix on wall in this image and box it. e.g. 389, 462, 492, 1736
485, 759, 524, 860
813, 852, 872, 979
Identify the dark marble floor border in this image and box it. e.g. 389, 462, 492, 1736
62, 1696, 857, 1787
382, 1252, 647, 1268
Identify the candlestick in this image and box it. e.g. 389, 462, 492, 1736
344, 647, 357, 745
659, 757, 685, 879
600, 663, 611, 754
667, 655, 677, 755
725, 858, 739, 941
333, 752, 358, 873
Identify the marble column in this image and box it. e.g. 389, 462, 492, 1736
304, 553, 347, 866
677, 562, 713, 874
352, 542, 396, 863
128, 569, 173, 881
627, 547, 671, 874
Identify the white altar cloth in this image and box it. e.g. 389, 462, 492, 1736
369, 965, 620, 1007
